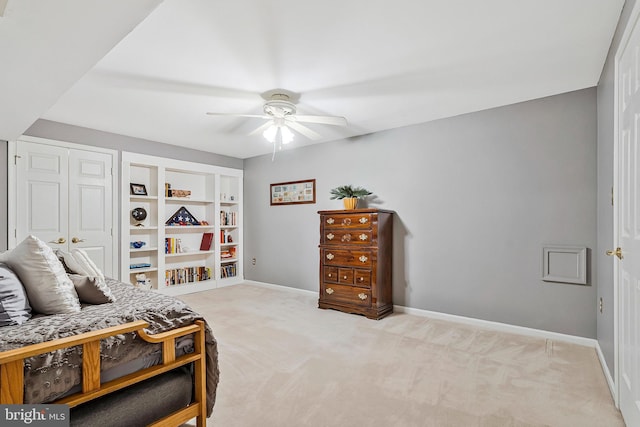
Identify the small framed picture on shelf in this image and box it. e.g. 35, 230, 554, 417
270, 178, 316, 206
130, 183, 148, 196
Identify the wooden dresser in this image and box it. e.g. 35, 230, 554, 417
318, 209, 393, 320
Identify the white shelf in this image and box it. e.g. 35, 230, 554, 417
130, 226, 158, 231
165, 197, 214, 204
130, 195, 158, 201
165, 225, 214, 229
122, 151, 243, 295
165, 250, 215, 257
130, 247, 159, 253
129, 267, 158, 274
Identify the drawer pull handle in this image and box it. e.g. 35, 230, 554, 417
327, 233, 335, 240
359, 217, 368, 224
328, 273, 332, 278
343, 218, 352, 225
326, 288, 334, 295
358, 293, 368, 300
326, 218, 335, 225
343, 275, 348, 280
359, 234, 368, 241
359, 255, 368, 263
341, 234, 351, 242
359, 277, 364, 282
326, 253, 335, 260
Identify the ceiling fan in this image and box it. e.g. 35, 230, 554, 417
206, 90, 348, 146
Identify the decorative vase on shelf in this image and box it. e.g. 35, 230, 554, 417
343, 197, 358, 210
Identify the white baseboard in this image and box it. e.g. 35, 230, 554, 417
595, 341, 617, 402
243, 280, 614, 395
243, 280, 317, 295
393, 304, 597, 348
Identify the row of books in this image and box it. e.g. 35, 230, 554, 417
221, 263, 237, 278
165, 266, 212, 285
165, 237, 183, 254
220, 210, 237, 226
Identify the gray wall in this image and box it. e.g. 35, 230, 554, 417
244, 88, 598, 338
597, 0, 636, 378
25, 119, 243, 169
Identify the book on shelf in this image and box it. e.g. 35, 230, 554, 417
220, 263, 237, 278
220, 210, 237, 226
200, 232, 213, 251
165, 266, 212, 286
165, 237, 183, 254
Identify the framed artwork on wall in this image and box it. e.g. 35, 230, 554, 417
270, 179, 316, 206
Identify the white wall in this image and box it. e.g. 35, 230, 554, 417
244, 88, 598, 338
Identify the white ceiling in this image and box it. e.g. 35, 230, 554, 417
2, 0, 625, 159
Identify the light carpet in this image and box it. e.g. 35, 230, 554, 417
179, 283, 624, 427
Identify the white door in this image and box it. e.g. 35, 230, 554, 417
14, 141, 115, 277
68, 149, 113, 275
16, 142, 69, 250
617, 9, 640, 426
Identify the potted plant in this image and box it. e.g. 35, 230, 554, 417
329, 185, 372, 210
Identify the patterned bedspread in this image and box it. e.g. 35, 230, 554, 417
0, 278, 219, 416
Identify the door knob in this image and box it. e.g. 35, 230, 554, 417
606, 247, 623, 260
51, 237, 66, 244
71, 237, 85, 244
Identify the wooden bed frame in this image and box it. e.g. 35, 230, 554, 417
0, 320, 207, 427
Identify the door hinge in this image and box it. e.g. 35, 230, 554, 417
14, 229, 16, 238
611, 186, 614, 206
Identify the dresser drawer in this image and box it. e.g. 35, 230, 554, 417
338, 268, 354, 285
354, 269, 371, 287
324, 266, 338, 283
321, 283, 372, 308
322, 249, 372, 268
322, 213, 373, 229
322, 230, 373, 245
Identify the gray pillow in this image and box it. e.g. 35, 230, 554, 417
68, 275, 116, 304
0, 263, 32, 326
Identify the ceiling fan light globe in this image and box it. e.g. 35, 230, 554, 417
281, 126, 294, 144
263, 125, 277, 143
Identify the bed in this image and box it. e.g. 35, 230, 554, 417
0, 263, 219, 426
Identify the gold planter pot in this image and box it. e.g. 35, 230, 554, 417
343, 198, 358, 210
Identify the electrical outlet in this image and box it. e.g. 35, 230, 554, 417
599, 297, 603, 313
252, 258, 256, 265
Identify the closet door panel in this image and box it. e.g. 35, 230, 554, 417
16, 143, 69, 251
68, 150, 114, 276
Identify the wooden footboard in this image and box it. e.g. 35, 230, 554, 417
0, 320, 207, 427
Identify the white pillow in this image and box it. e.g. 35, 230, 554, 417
0, 236, 81, 314
58, 249, 105, 280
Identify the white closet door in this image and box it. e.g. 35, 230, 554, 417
16, 142, 69, 251
14, 140, 115, 277
68, 149, 113, 277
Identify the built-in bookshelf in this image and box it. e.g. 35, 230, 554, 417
121, 152, 243, 295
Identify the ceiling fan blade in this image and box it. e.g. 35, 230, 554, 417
248, 120, 274, 136
286, 120, 323, 140
206, 112, 268, 119
291, 115, 347, 126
